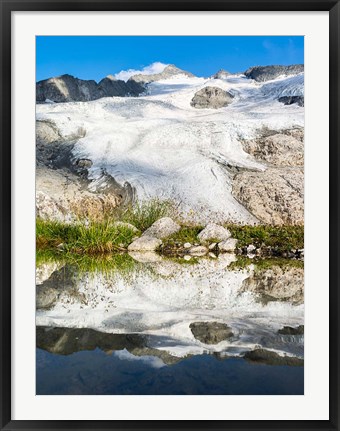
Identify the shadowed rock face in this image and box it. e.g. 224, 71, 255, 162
190, 322, 234, 344
191, 86, 234, 109
36, 74, 145, 103
36, 118, 133, 222
244, 64, 304, 82
97, 75, 145, 97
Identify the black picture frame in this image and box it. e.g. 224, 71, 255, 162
1, 1, 339, 430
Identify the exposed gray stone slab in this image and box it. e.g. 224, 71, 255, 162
191, 86, 234, 109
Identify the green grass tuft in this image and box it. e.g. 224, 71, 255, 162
118, 199, 176, 231
226, 224, 304, 252
162, 226, 204, 247
36, 218, 138, 255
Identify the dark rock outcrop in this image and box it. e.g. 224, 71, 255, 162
278, 95, 304, 107
244, 64, 304, 82
98, 75, 145, 97
191, 86, 234, 109
36, 73, 145, 103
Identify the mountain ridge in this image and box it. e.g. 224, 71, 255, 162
36, 63, 304, 103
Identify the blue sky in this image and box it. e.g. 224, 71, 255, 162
36, 36, 304, 82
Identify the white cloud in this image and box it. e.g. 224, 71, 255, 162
114, 62, 168, 82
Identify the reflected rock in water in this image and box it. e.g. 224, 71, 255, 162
190, 322, 234, 344
36, 256, 304, 359
240, 265, 304, 305
36, 326, 185, 365
244, 349, 303, 366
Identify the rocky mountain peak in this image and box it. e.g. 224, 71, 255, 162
128, 64, 195, 84
105, 74, 116, 81
212, 69, 231, 79
244, 64, 304, 82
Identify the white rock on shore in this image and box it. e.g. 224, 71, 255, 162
143, 217, 181, 239
198, 223, 232, 243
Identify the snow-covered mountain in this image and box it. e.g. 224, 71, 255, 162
36, 63, 304, 224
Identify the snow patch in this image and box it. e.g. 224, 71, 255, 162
114, 62, 168, 82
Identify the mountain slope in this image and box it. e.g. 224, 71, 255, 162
36, 65, 304, 224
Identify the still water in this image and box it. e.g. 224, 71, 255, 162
36, 253, 304, 395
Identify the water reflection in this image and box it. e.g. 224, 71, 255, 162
36, 254, 304, 394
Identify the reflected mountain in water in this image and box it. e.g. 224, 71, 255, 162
36, 254, 304, 360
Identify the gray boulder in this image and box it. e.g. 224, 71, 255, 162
143, 217, 180, 239
198, 223, 232, 242
128, 236, 162, 252
244, 64, 304, 82
191, 86, 234, 109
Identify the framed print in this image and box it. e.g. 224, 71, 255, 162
1, 0, 339, 429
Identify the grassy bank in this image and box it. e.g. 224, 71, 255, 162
36, 218, 138, 255
36, 198, 303, 257
36, 248, 143, 274
161, 224, 304, 252
37, 218, 303, 256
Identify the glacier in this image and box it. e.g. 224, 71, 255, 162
36, 72, 304, 224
